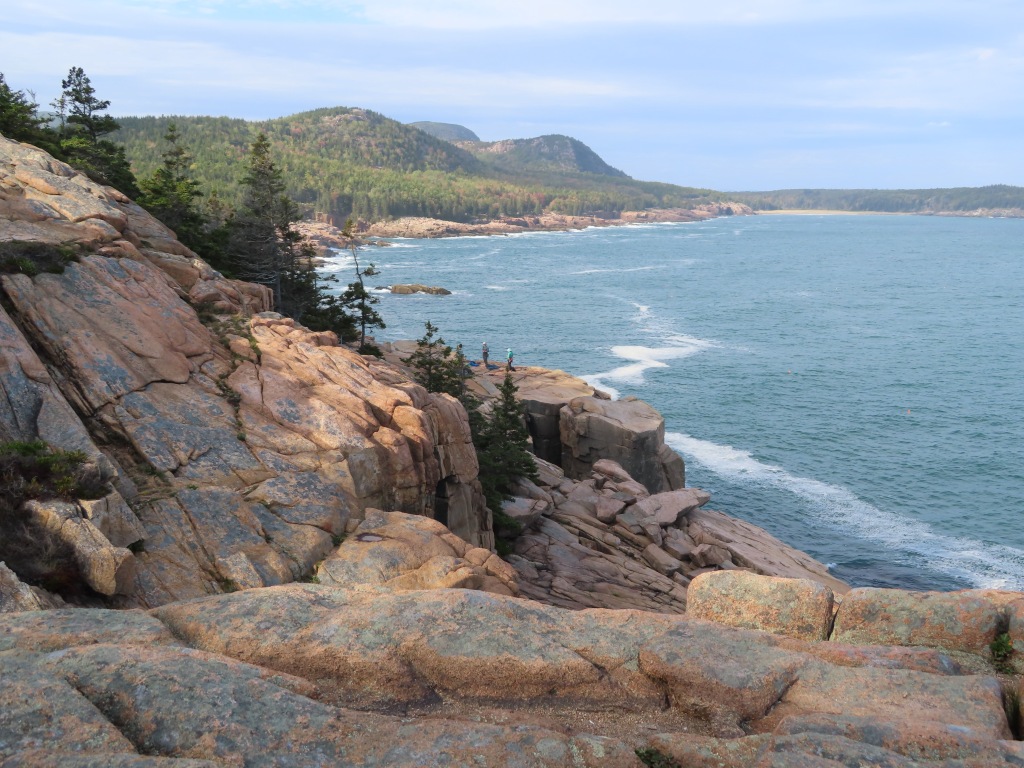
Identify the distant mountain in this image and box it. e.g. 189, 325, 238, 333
461, 135, 628, 178
732, 186, 1024, 214
112, 107, 723, 223
409, 121, 480, 142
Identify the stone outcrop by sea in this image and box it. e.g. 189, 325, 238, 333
3, 132, 1024, 766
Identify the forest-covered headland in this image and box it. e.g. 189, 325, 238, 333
112, 108, 728, 225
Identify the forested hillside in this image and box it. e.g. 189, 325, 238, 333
408, 121, 480, 142
458, 134, 628, 178
733, 185, 1024, 213
113, 107, 723, 222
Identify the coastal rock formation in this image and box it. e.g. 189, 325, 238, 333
476, 365, 684, 493
388, 283, 451, 295
5, 133, 1024, 766
4, 582, 1023, 766
361, 204, 756, 238
507, 457, 847, 613
687, 570, 836, 641
0, 135, 491, 609
316, 509, 518, 594
560, 395, 685, 493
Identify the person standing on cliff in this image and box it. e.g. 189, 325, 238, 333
482, 341, 489, 369
506, 348, 515, 372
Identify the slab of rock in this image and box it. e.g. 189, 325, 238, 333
510, 367, 597, 465
0, 607, 179, 653
22, 500, 136, 596
689, 508, 849, 595
502, 495, 547, 531
634, 487, 711, 527
77, 492, 145, 550
24, 641, 633, 768
687, 571, 836, 641
0, 563, 53, 613
832, 587, 1004, 656
316, 509, 517, 595
642, 544, 684, 576
560, 395, 684, 493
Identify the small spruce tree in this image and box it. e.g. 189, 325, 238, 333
476, 372, 538, 515
407, 321, 463, 397
137, 124, 207, 252
0, 73, 46, 143
338, 219, 385, 353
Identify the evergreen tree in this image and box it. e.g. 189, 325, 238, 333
228, 132, 293, 308
137, 124, 207, 250
53, 67, 138, 196
475, 372, 538, 515
226, 133, 352, 335
406, 321, 463, 396
60, 67, 118, 141
0, 73, 46, 143
338, 219, 385, 352
405, 322, 537, 521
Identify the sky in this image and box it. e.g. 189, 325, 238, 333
2, 0, 1022, 190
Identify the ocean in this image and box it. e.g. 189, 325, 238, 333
319, 214, 1024, 592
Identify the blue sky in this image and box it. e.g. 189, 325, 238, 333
2, 0, 1022, 190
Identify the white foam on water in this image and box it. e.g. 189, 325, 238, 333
486, 285, 511, 291
569, 266, 660, 275
586, 342, 710, 389
665, 431, 1024, 589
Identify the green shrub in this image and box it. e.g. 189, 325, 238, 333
992, 632, 1015, 673
0, 241, 81, 276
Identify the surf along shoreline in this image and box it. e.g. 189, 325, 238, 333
297, 203, 754, 248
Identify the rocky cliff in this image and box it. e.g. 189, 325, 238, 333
0, 134, 490, 609
4, 133, 1024, 767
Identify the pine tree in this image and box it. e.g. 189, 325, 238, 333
137, 124, 206, 251
53, 67, 138, 196
338, 219, 385, 352
228, 133, 293, 309
60, 67, 118, 141
0, 73, 46, 142
406, 321, 463, 396
226, 133, 353, 334
476, 372, 538, 514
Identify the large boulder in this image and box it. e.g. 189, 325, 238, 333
560, 395, 684, 493
316, 509, 517, 595
687, 570, 836, 641
832, 587, 1005, 656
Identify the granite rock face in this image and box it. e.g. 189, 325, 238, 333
508, 457, 847, 614
4, 583, 1016, 766
471, 365, 684, 493
316, 509, 518, 594
832, 587, 1009, 655
687, 570, 836, 641
560, 395, 685, 494
0, 135, 492, 608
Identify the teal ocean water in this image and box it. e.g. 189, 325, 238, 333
320, 214, 1024, 591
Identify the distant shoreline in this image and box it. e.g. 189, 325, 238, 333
757, 209, 909, 216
